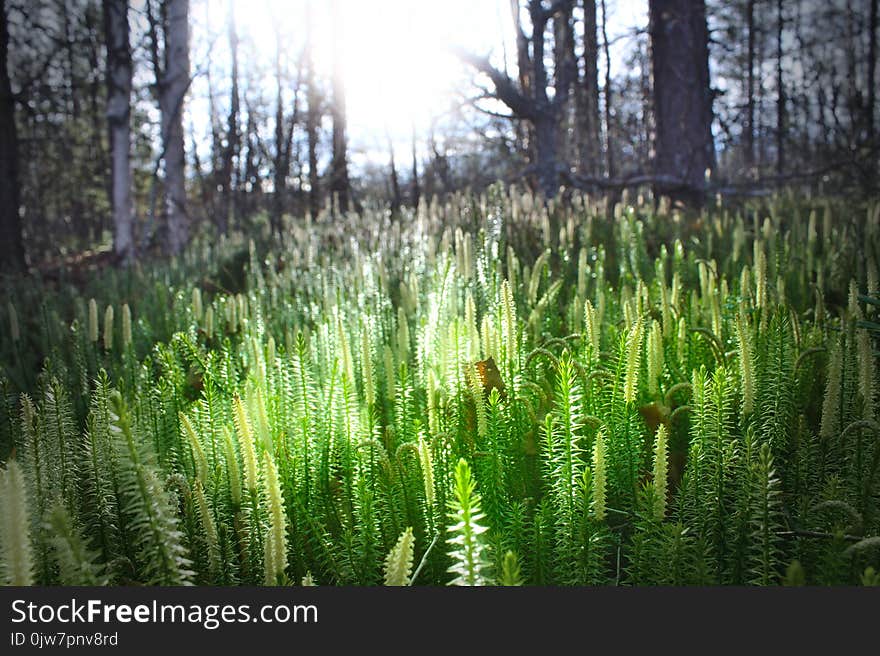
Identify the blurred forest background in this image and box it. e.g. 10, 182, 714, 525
0, 0, 877, 271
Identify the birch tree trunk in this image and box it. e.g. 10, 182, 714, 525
103, 0, 134, 263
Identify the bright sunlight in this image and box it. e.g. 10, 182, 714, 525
199, 0, 513, 153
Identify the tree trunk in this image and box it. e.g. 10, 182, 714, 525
0, 0, 24, 272
329, 0, 349, 215
61, 0, 88, 246
218, 0, 238, 236
241, 107, 260, 219
305, 0, 320, 219
159, 0, 190, 255
745, 0, 755, 173
388, 139, 401, 216
458, 0, 574, 198
869, 0, 877, 145
410, 124, 420, 208
86, 3, 109, 244
578, 0, 601, 175
204, 1, 218, 221
510, 0, 533, 160
648, 0, 715, 204
104, 0, 134, 263
271, 29, 285, 236
534, 113, 559, 199
554, 3, 575, 166
529, 0, 563, 197
775, 0, 785, 176
600, 0, 614, 177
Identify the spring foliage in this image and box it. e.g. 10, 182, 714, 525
1, 187, 879, 585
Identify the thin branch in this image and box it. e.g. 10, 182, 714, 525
452, 46, 536, 120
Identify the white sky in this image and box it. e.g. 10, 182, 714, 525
189, 0, 646, 171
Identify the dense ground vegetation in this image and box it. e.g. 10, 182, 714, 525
1, 187, 879, 586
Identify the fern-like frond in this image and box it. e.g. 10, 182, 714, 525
383, 526, 415, 586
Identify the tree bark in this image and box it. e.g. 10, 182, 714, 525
410, 124, 420, 208
554, 2, 575, 166
577, 0, 601, 175
528, 0, 571, 197
0, 0, 24, 272
329, 0, 350, 215
85, 3, 109, 243
869, 0, 877, 145
271, 28, 285, 236
218, 0, 239, 236
271, 46, 302, 235
103, 0, 134, 263
745, 0, 755, 173
775, 0, 785, 176
305, 0, 320, 219
648, 0, 715, 204
388, 138, 401, 216
241, 105, 260, 218
459, 1, 575, 198
510, 0, 533, 160
159, 0, 190, 255
61, 0, 88, 245
600, 0, 614, 177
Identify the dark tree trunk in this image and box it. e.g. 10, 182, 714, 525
459, 1, 574, 198
648, 0, 715, 204
271, 28, 286, 236
600, 0, 614, 177
86, 3, 109, 243
510, 0, 533, 160
61, 0, 88, 245
329, 0, 350, 215
202, 1, 218, 221
869, 0, 877, 145
775, 0, 785, 176
529, 0, 562, 197
242, 107, 260, 218
534, 113, 559, 198
428, 129, 451, 196
217, 0, 238, 236
388, 139, 401, 216
554, 2, 575, 166
271, 51, 301, 235
577, 0, 601, 175
103, 0, 134, 262
0, 0, 24, 272
410, 125, 420, 208
745, 0, 755, 173
305, 0, 320, 219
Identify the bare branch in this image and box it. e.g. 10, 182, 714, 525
452, 46, 537, 120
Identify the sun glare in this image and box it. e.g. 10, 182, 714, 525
213, 0, 510, 158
